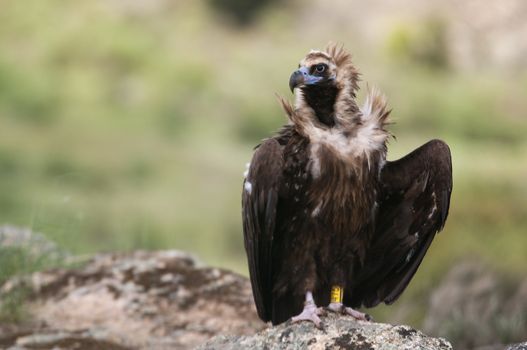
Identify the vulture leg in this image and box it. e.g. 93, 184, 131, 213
290, 292, 323, 328
326, 286, 372, 321
327, 302, 371, 321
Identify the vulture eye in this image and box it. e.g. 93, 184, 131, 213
315, 64, 326, 73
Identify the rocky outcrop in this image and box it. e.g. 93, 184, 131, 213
0, 250, 264, 349
199, 312, 453, 350
6, 238, 527, 350
0, 247, 456, 350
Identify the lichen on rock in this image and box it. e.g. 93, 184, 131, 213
199, 313, 453, 350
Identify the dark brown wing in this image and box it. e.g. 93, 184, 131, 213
349, 139, 453, 308
242, 138, 284, 322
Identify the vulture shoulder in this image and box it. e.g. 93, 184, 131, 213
242, 138, 284, 322
349, 139, 453, 308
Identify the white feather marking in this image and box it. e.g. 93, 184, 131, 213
406, 249, 414, 262
427, 192, 438, 219
427, 206, 437, 220
371, 201, 379, 220
243, 162, 250, 178
310, 144, 322, 179
378, 158, 386, 177
244, 181, 252, 195
311, 202, 323, 217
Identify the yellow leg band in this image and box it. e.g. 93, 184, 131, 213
330, 285, 343, 304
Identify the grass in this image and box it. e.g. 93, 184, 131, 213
0, 245, 64, 322
0, 0, 526, 336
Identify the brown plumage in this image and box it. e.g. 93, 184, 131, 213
242, 43, 452, 325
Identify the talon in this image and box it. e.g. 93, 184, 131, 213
343, 306, 371, 321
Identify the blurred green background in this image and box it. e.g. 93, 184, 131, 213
0, 0, 526, 340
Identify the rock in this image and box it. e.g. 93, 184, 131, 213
9, 330, 131, 350
0, 250, 264, 349
423, 260, 527, 349
199, 313, 453, 350
507, 343, 527, 350
0, 246, 458, 349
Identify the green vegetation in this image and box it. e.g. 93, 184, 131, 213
386, 17, 449, 70
208, 0, 283, 26
0, 245, 63, 321
0, 0, 526, 330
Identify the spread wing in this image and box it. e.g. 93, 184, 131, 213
349, 139, 453, 308
242, 138, 283, 322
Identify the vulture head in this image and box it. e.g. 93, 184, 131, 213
286, 43, 360, 127
288, 53, 338, 92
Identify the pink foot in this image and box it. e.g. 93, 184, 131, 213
327, 302, 372, 321
291, 303, 323, 328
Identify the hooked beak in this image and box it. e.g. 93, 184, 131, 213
288, 66, 324, 93
289, 69, 305, 92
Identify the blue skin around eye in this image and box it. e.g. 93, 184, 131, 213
298, 66, 324, 85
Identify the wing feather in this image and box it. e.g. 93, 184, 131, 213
349, 139, 453, 308
242, 139, 283, 321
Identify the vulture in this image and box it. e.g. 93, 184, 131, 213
242, 43, 452, 327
